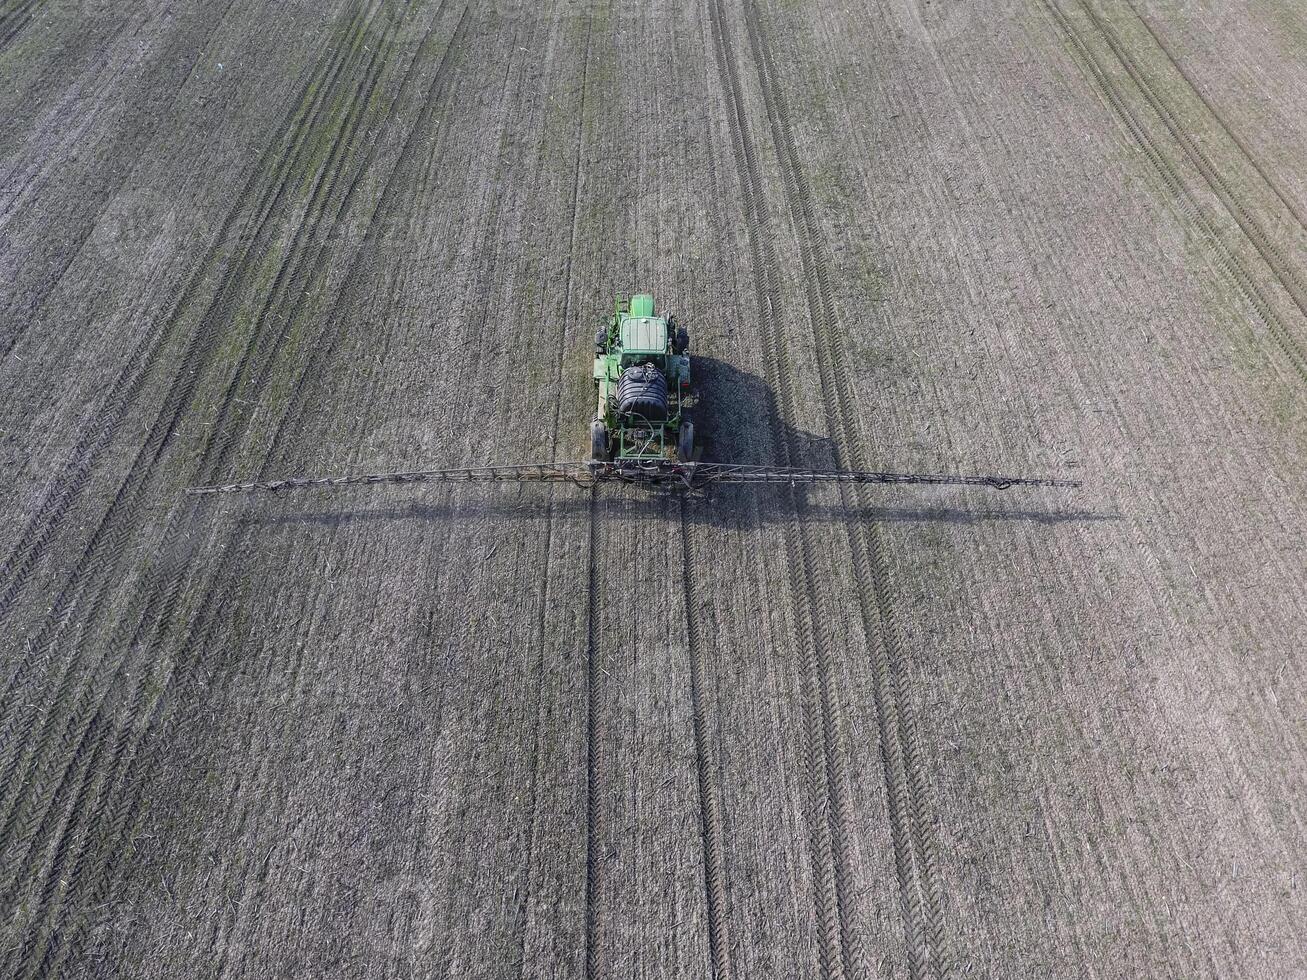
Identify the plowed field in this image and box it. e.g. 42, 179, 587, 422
3, 1, 1306, 977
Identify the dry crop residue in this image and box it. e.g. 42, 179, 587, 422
2, 1, 1306, 978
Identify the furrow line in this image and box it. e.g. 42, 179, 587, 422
0, 9, 147, 234
0, 308, 174, 623
0, 0, 240, 358
890, 649, 949, 967
381, 12, 552, 979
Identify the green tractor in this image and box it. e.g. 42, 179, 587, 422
591, 293, 693, 465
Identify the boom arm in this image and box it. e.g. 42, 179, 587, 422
185, 460, 1078, 495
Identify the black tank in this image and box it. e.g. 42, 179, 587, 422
615, 362, 669, 419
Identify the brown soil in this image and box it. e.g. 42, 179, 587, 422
2, 1, 1305, 977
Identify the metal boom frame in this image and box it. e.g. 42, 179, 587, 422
185, 460, 1079, 495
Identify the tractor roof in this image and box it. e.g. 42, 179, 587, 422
619, 315, 666, 354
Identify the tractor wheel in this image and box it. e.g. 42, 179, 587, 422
677, 420, 695, 462
591, 421, 611, 461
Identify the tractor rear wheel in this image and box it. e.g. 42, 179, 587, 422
677, 420, 695, 462
591, 421, 610, 461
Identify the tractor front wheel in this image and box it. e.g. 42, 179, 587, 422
591, 421, 611, 461
677, 420, 695, 462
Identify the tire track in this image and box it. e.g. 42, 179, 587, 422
1124, 1, 1307, 244
53, 576, 239, 978
0, 0, 368, 669
744, 3, 949, 972
9, 5, 454, 955
0, 514, 244, 975
0, 499, 195, 970
511, 10, 593, 976
706, 1, 849, 976
0, 0, 240, 358
736, 1, 952, 976
584, 487, 604, 980
13, 437, 244, 974
254, 1, 470, 479
17, 0, 376, 654
1082, 3, 1307, 322
0, 0, 241, 620
390, 17, 549, 976
0, 0, 43, 52
680, 503, 732, 980
0, 3, 406, 939
0, 6, 380, 854
80, 21, 468, 943
28, 526, 251, 980
1039, 0, 1307, 387
681, 33, 736, 978
234, 7, 507, 975
191, 10, 404, 485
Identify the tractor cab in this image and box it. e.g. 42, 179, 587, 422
618, 315, 667, 369
592, 293, 692, 464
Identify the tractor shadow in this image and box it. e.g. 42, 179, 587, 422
690, 354, 822, 470
669, 354, 1106, 527
238, 356, 1111, 531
